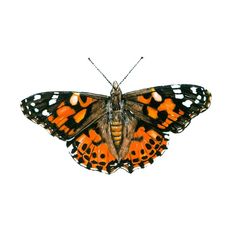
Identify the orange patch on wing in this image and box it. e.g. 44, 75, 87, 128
51, 116, 66, 126
147, 129, 162, 140
146, 129, 158, 138
96, 142, 116, 163
78, 96, 95, 107
73, 109, 87, 123
89, 129, 101, 143
74, 129, 117, 173
76, 134, 92, 154
48, 115, 54, 122
157, 124, 166, 129
133, 126, 145, 138
97, 143, 107, 156
147, 106, 158, 119
68, 129, 76, 136
57, 106, 75, 117
157, 98, 185, 129
56, 117, 68, 127
48, 105, 76, 130
137, 95, 152, 104
58, 102, 65, 108
158, 98, 175, 111
122, 126, 168, 171
59, 125, 70, 133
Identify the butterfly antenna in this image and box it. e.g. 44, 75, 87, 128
88, 58, 113, 86
119, 57, 144, 86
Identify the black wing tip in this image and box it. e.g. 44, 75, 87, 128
20, 98, 28, 115
183, 84, 212, 112
201, 88, 212, 112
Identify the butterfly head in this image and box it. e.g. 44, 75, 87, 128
111, 80, 121, 95
113, 81, 119, 90
110, 80, 122, 110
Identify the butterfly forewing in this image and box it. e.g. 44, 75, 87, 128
21, 91, 108, 140
123, 84, 211, 133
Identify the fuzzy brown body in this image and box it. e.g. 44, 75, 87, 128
110, 81, 124, 149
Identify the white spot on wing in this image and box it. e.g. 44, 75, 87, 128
171, 85, 181, 89
42, 109, 50, 116
68, 144, 74, 154
52, 95, 59, 99
164, 134, 169, 139
182, 100, 193, 107
152, 92, 162, 102
190, 87, 197, 94
49, 99, 57, 105
175, 94, 184, 99
31, 102, 35, 107
34, 94, 41, 100
197, 95, 201, 100
173, 89, 181, 94
34, 108, 39, 112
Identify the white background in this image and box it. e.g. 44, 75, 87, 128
0, 0, 235, 235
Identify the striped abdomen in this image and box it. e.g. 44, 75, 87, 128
110, 121, 123, 148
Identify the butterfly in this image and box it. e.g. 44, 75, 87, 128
20, 57, 211, 174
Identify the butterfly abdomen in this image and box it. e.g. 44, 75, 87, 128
110, 120, 123, 148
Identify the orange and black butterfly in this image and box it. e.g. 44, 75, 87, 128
21, 57, 211, 174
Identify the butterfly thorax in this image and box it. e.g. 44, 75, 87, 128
110, 81, 123, 149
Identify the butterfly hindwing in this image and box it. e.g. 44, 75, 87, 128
120, 120, 169, 173
123, 84, 211, 133
66, 118, 120, 174
21, 91, 108, 140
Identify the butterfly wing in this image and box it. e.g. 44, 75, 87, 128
118, 84, 211, 173
119, 120, 169, 173
66, 114, 120, 174
123, 84, 211, 133
21, 91, 108, 140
